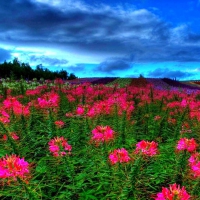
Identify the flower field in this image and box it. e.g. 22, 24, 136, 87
1, 77, 200, 199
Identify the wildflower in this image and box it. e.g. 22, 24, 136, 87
176, 138, 198, 152
76, 106, 85, 115
49, 137, 72, 157
0, 111, 10, 124
91, 125, 115, 144
180, 122, 192, 134
188, 153, 200, 178
37, 92, 59, 109
66, 94, 76, 102
168, 118, 176, 125
2, 132, 19, 141
135, 140, 158, 157
54, 78, 64, 85
109, 148, 131, 165
54, 120, 65, 128
0, 154, 29, 181
65, 112, 73, 117
154, 115, 161, 121
2, 97, 30, 117
13, 104, 30, 116
155, 183, 191, 200
181, 99, 187, 107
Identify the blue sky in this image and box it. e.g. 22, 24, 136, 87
0, 0, 200, 80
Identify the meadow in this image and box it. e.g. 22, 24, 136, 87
0, 77, 200, 200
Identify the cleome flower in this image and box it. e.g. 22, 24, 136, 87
54, 120, 65, 128
91, 125, 115, 145
0, 110, 10, 124
155, 183, 191, 200
188, 152, 200, 178
2, 132, 19, 141
0, 154, 30, 182
109, 148, 131, 165
48, 136, 72, 157
135, 140, 158, 157
176, 138, 198, 152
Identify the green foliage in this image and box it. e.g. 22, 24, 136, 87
0, 79, 200, 199
106, 78, 132, 88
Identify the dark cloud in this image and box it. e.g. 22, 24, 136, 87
97, 59, 132, 73
148, 68, 193, 79
186, 33, 200, 43
65, 64, 97, 77
171, 47, 200, 62
0, 0, 200, 64
0, 48, 11, 62
29, 55, 68, 66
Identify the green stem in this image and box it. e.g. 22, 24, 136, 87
120, 156, 142, 199
192, 179, 200, 196
0, 123, 19, 154
17, 177, 39, 200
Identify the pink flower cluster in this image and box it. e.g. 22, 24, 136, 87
188, 152, 200, 178
0, 110, 10, 124
91, 125, 115, 144
155, 183, 190, 200
2, 132, 19, 141
180, 122, 192, 134
54, 120, 65, 128
108, 140, 158, 165
109, 148, 131, 165
135, 140, 158, 157
49, 136, 72, 157
76, 106, 85, 115
154, 115, 161, 121
0, 154, 29, 181
37, 92, 60, 109
176, 138, 198, 152
3, 97, 30, 116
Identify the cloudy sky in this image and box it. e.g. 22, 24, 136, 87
1, 0, 200, 80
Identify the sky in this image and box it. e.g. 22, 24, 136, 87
0, 0, 200, 80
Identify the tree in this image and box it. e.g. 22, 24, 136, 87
0, 58, 77, 80
68, 73, 77, 80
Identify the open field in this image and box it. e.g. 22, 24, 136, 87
0, 77, 200, 199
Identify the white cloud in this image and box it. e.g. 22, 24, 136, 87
169, 24, 189, 44
33, 0, 90, 11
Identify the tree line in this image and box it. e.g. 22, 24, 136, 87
0, 58, 77, 80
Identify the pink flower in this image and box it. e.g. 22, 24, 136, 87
2, 132, 19, 141
48, 137, 72, 157
109, 148, 131, 165
188, 153, 200, 178
155, 183, 191, 200
65, 113, 73, 117
13, 104, 30, 116
54, 120, 65, 128
66, 94, 76, 102
54, 78, 64, 85
0, 154, 30, 181
180, 122, 191, 134
91, 125, 115, 144
37, 92, 60, 109
76, 106, 85, 115
2, 97, 30, 117
135, 140, 158, 157
168, 118, 176, 125
0, 110, 10, 124
177, 138, 198, 152
181, 99, 187, 107
154, 115, 161, 121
